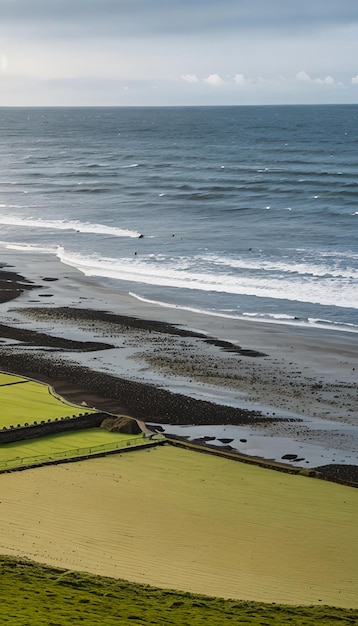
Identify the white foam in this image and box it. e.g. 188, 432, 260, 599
0, 203, 27, 209
295, 248, 358, 262
0, 215, 141, 238
1, 239, 357, 331
55, 249, 358, 310
0, 241, 57, 254
243, 312, 296, 321
129, 294, 358, 333
129, 292, 243, 320
202, 253, 358, 280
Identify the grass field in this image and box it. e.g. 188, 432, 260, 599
0, 428, 147, 471
0, 445, 357, 608
0, 372, 97, 428
0, 373, 27, 386
1, 557, 357, 626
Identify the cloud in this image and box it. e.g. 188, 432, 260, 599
234, 73, 246, 85
202, 73, 224, 86
296, 70, 335, 84
0, 54, 9, 72
0, 1, 357, 105
181, 74, 199, 83
296, 70, 311, 81
1, 0, 357, 39
315, 75, 334, 84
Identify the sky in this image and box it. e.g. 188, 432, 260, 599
0, 0, 358, 106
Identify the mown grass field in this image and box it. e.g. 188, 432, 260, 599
0, 372, 96, 428
0, 373, 26, 386
0, 371, 146, 471
0, 445, 357, 608
0, 428, 146, 471
1, 557, 357, 626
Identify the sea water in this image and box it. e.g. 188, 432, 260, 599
0, 105, 357, 330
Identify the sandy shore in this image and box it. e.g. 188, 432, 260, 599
0, 248, 357, 476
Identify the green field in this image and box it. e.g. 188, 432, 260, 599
0, 372, 97, 428
0, 428, 146, 471
1, 371, 357, 619
1, 446, 357, 608
1, 557, 357, 626
0, 373, 28, 386
0, 371, 149, 471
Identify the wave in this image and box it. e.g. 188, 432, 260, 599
53, 248, 357, 310
295, 248, 358, 262
308, 317, 358, 330
201, 253, 358, 280
73, 188, 108, 194
0, 203, 27, 209
1, 240, 357, 327
0, 241, 57, 254
0, 216, 142, 238
129, 293, 358, 333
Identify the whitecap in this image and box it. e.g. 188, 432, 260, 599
0, 215, 142, 238
54, 249, 358, 310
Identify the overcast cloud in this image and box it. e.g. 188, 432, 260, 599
0, 0, 357, 105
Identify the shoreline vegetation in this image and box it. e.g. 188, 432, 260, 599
0, 254, 357, 619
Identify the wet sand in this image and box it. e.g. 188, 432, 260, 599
0, 249, 357, 478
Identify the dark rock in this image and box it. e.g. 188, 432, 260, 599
101, 415, 142, 435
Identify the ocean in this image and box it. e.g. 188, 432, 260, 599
0, 105, 357, 331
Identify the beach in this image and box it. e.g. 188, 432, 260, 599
1, 248, 358, 609
0, 248, 357, 479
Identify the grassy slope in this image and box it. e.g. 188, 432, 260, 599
0, 374, 96, 428
0, 428, 145, 470
1, 557, 357, 626
0, 373, 27, 385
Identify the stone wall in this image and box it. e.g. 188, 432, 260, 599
0, 412, 111, 443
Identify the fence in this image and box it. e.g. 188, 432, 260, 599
0, 434, 150, 472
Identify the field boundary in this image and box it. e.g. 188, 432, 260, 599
166, 436, 302, 473
166, 437, 358, 487
0, 412, 110, 443
0, 436, 165, 474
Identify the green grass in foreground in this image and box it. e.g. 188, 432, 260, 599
0, 429, 146, 471
0, 557, 357, 626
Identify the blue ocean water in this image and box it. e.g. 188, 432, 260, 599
0, 105, 357, 330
